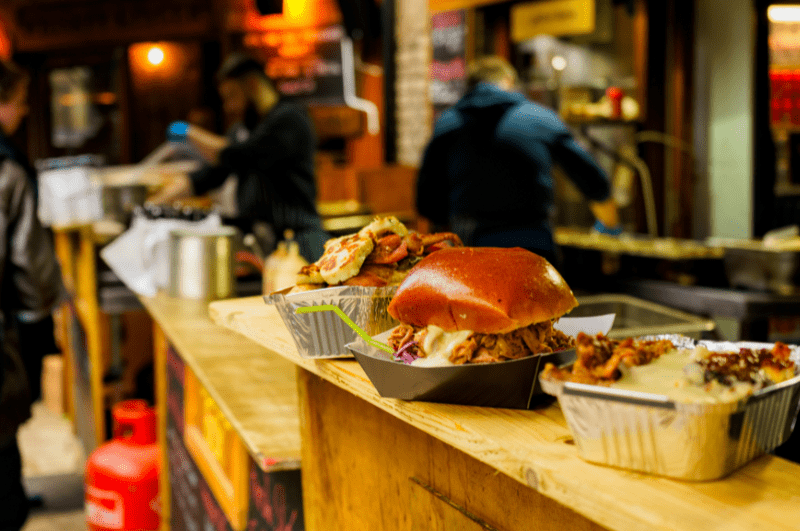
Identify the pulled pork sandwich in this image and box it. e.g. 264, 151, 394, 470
387, 247, 578, 365
290, 216, 462, 292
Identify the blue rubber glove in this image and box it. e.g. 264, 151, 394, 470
167, 121, 189, 142
593, 219, 623, 236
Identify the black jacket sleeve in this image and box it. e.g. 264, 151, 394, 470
549, 131, 612, 202
6, 164, 64, 319
189, 163, 232, 196
416, 135, 451, 227
218, 110, 312, 179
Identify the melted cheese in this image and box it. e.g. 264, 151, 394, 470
610, 348, 756, 403
412, 325, 473, 367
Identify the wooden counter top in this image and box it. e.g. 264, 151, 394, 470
209, 296, 800, 531
554, 227, 725, 259
139, 292, 301, 470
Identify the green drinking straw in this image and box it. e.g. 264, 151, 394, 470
295, 305, 394, 354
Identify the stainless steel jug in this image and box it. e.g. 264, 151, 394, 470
168, 227, 236, 300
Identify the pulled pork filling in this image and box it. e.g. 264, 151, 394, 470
387, 320, 575, 365
541, 332, 675, 385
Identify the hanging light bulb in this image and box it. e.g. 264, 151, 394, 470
147, 46, 165, 66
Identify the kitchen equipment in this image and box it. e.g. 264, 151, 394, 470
168, 227, 236, 300
36, 155, 104, 226
101, 184, 147, 225
572, 294, 716, 339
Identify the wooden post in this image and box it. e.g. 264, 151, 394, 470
153, 323, 170, 531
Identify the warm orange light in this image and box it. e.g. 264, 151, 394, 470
147, 46, 165, 66
0, 23, 10, 60
265, 32, 282, 47
95, 92, 117, 105
129, 42, 183, 82
285, 0, 310, 21
279, 42, 312, 58
242, 0, 340, 30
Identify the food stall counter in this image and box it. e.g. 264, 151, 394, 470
209, 296, 800, 531
139, 293, 302, 531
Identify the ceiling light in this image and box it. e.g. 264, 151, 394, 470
147, 46, 165, 66
768, 6, 800, 23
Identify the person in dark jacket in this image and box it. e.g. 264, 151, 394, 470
151, 52, 329, 262
0, 59, 65, 531
0, 61, 61, 407
416, 56, 620, 265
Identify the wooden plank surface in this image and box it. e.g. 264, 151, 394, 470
139, 293, 301, 470
299, 370, 607, 531
209, 295, 800, 531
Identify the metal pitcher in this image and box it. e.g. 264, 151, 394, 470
167, 227, 236, 300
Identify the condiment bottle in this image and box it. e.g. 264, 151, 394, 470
262, 241, 287, 295
273, 230, 308, 293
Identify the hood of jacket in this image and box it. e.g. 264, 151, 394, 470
453, 82, 527, 113
432, 82, 528, 138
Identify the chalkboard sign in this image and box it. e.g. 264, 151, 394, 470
248, 462, 304, 531
167, 423, 234, 531
430, 10, 467, 115
166, 346, 185, 435
246, 25, 347, 106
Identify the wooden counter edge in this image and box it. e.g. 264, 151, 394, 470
208, 296, 800, 531
138, 293, 301, 472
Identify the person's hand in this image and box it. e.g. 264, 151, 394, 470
593, 219, 623, 236
148, 173, 193, 205
167, 121, 190, 143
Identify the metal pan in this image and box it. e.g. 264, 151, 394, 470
540, 338, 800, 480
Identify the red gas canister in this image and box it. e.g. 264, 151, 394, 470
85, 400, 161, 531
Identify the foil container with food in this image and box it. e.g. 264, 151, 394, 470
539, 334, 800, 480
264, 215, 463, 358
265, 285, 398, 358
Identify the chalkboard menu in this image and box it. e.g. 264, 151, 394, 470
165, 344, 304, 531
430, 10, 467, 116
246, 25, 347, 106
248, 463, 304, 531
166, 347, 185, 435
167, 422, 235, 531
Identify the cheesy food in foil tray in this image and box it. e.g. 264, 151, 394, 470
539, 333, 800, 480
541, 332, 798, 403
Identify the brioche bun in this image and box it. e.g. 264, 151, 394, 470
387, 247, 577, 334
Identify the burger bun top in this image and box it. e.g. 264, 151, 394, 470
387, 247, 577, 334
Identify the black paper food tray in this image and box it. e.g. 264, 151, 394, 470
344, 321, 613, 409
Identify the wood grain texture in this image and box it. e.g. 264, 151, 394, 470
154, 324, 170, 531
298, 370, 606, 531
139, 293, 300, 470
409, 478, 499, 531
210, 296, 800, 531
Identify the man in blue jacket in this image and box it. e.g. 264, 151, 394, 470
416, 56, 620, 265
